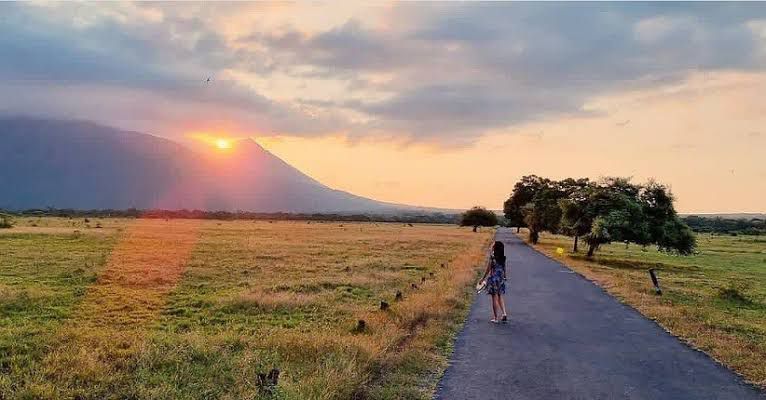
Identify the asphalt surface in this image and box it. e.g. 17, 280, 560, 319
436, 228, 765, 400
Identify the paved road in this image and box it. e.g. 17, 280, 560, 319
436, 228, 765, 400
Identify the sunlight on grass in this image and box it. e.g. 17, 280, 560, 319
0, 218, 492, 399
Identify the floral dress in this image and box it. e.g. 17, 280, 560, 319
486, 256, 506, 295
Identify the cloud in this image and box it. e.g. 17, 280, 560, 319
1, 2, 766, 143
348, 84, 583, 141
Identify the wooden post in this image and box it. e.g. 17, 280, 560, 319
649, 269, 662, 295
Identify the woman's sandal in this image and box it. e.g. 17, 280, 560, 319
490, 319, 498, 324
501, 315, 508, 323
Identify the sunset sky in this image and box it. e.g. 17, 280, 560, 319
1, 2, 765, 213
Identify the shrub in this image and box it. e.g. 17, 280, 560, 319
717, 284, 753, 305
0, 214, 14, 229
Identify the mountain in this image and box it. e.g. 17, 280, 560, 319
0, 117, 412, 213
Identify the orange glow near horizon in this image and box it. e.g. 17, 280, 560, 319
187, 132, 238, 152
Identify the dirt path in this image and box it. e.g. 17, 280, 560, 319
436, 228, 765, 400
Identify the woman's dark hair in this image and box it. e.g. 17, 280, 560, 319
493, 241, 506, 265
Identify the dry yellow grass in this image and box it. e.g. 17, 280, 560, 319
1, 218, 492, 399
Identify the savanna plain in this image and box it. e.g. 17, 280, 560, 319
0, 217, 492, 399
524, 229, 766, 387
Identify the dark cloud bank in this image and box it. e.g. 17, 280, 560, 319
1, 2, 765, 143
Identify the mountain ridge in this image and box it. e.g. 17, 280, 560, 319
0, 117, 433, 213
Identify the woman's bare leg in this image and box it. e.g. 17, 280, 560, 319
490, 294, 499, 320
498, 295, 508, 317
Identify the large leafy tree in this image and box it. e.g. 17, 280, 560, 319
558, 178, 593, 252
503, 175, 549, 232
579, 178, 694, 257
503, 198, 526, 232
581, 178, 649, 257
640, 180, 696, 255
503, 175, 695, 257
460, 206, 498, 231
522, 184, 565, 244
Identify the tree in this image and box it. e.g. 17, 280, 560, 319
575, 177, 694, 257
522, 184, 564, 244
504, 175, 549, 232
460, 207, 498, 231
584, 205, 648, 257
503, 197, 525, 232
637, 180, 696, 254
504, 175, 697, 256
656, 216, 696, 255
580, 178, 649, 257
640, 180, 676, 242
557, 178, 593, 252
584, 216, 611, 257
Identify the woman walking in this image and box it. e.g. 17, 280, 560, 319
480, 241, 508, 323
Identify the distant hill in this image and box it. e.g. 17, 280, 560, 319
0, 117, 421, 213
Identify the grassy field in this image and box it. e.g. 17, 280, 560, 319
521, 229, 766, 387
0, 217, 492, 399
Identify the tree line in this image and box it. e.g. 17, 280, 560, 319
682, 215, 765, 236
503, 175, 696, 257
0, 208, 460, 224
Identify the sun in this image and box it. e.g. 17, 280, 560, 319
215, 139, 232, 149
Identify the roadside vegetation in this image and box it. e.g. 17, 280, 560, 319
503, 175, 695, 256
0, 218, 492, 399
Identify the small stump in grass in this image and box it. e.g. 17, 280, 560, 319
380, 301, 389, 311
395, 290, 403, 301
440, 263, 446, 268
429, 272, 434, 278
353, 319, 367, 333
257, 368, 280, 396
421, 276, 426, 284
411, 283, 419, 290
